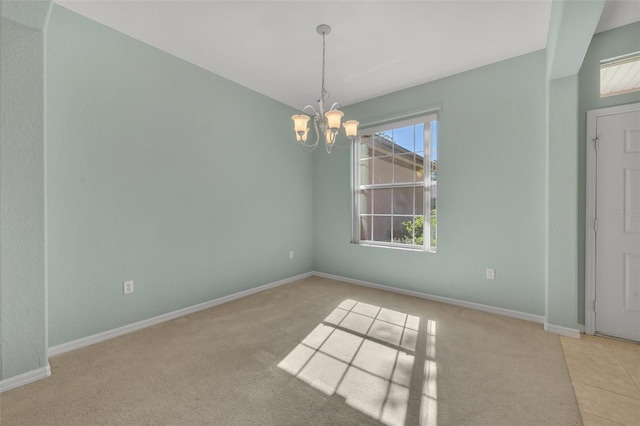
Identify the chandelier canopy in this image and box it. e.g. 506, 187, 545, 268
291, 25, 359, 153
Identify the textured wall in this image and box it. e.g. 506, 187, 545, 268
46, 6, 313, 346
313, 51, 547, 317
2, 0, 51, 31
0, 15, 47, 379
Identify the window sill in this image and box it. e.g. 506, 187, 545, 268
353, 241, 437, 253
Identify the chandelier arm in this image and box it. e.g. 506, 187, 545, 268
292, 25, 358, 154
312, 116, 321, 147
325, 126, 338, 153
299, 136, 319, 151
298, 116, 321, 151
303, 105, 318, 116
300, 141, 319, 152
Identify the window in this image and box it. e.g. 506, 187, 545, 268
353, 114, 438, 252
600, 52, 640, 98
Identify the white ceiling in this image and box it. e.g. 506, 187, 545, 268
55, 0, 639, 110
596, 0, 640, 33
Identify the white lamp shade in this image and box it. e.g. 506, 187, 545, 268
296, 128, 309, 142
292, 115, 310, 134
324, 110, 344, 130
343, 120, 359, 138
325, 130, 335, 145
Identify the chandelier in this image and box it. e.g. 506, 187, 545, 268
291, 25, 359, 153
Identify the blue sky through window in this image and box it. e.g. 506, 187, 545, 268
385, 122, 437, 161
392, 125, 415, 153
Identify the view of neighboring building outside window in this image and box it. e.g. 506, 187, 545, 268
353, 114, 437, 252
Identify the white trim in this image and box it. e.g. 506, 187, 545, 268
585, 106, 598, 335
49, 272, 313, 357
354, 115, 437, 252
359, 111, 439, 134
544, 323, 581, 339
359, 107, 441, 130
312, 271, 545, 325
585, 102, 640, 336
0, 363, 51, 393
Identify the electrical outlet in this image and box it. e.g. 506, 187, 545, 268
486, 268, 495, 280
123, 280, 134, 294
289, 250, 294, 259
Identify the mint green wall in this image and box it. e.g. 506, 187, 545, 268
2, 0, 634, 384
577, 22, 640, 324
546, 75, 580, 328
2, 0, 51, 30
544, 1, 605, 331
313, 51, 547, 316
546, 0, 605, 80
0, 12, 48, 378
46, 6, 313, 346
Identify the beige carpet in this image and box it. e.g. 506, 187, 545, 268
0, 276, 581, 425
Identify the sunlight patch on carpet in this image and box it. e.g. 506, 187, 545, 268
278, 300, 438, 426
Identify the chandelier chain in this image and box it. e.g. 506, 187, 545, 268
290, 24, 358, 153
321, 31, 327, 102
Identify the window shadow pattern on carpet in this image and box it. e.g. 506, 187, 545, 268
278, 299, 437, 426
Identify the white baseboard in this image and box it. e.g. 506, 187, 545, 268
312, 271, 546, 325
0, 363, 51, 393
6, 270, 575, 394
544, 323, 581, 338
49, 272, 313, 357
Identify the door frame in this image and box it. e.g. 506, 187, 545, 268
585, 102, 640, 335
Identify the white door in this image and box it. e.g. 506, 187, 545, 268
595, 106, 640, 342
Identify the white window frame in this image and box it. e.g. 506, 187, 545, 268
600, 52, 640, 98
352, 113, 438, 252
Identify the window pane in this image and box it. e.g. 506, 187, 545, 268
354, 115, 436, 251
430, 121, 438, 167
600, 53, 640, 97
359, 159, 372, 185
374, 133, 393, 157
360, 215, 372, 241
373, 216, 391, 242
393, 187, 413, 215
414, 123, 424, 153
414, 216, 425, 246
415, 187, 424, 215
394, 154, 414, 183
392, 126, 414, 154
393, 216, 413, 244
372, 188, 392, 214
431, 156, 437, 182
373, 156, 393, 184
430, 209, 436, 249
416, 154, 425, 182
359, 190, 371, 215
359, 135, 374, 159
430, 182, 436, 211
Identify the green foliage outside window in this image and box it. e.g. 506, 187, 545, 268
395, 209, 437, 247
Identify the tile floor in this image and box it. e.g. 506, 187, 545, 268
560, 334, 640, 426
